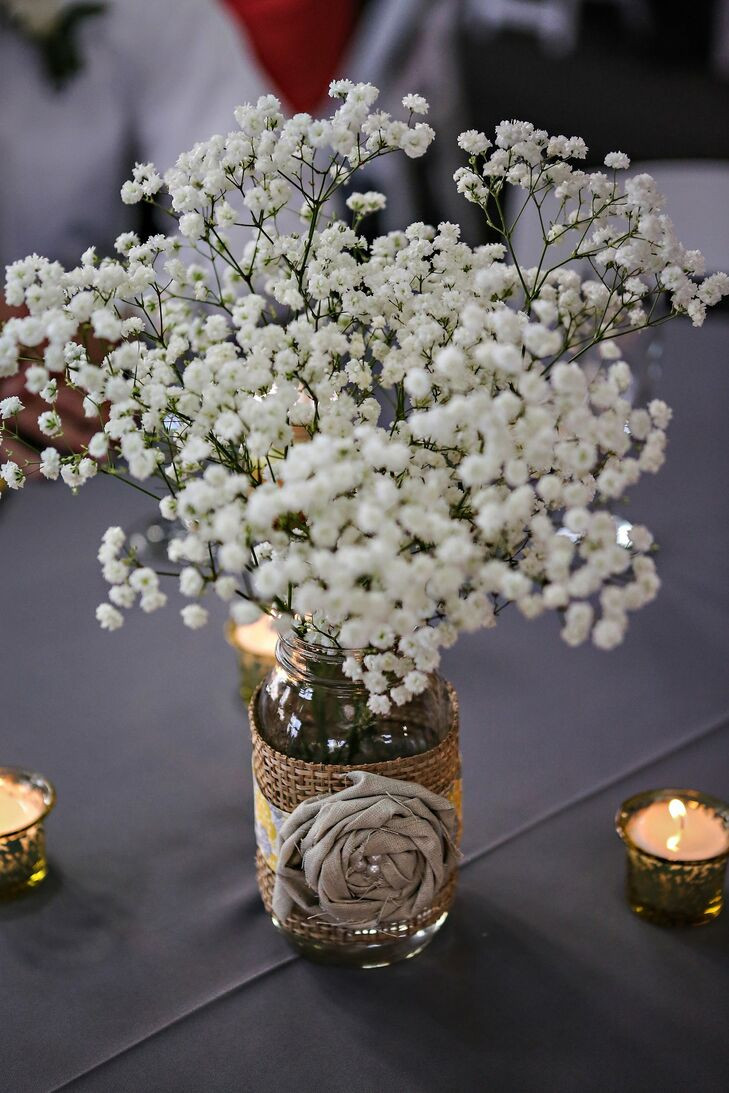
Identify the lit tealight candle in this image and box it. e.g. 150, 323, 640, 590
627, 796, 729, 861
616, 789, 729, 926
229, 616, 279, 661
226, 616, 279, 704
0, 784, 42, 835
0, 768, 56, 898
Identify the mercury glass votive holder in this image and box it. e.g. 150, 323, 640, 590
0, 767, 56, 898
225, 619, 278, 704
615, 789, 729, 926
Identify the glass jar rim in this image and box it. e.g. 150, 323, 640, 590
0, 766, 56, 837
278, 629, 370, 659
275, 630, 371, 685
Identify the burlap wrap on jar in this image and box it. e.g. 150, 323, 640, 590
249, 681, 462, 947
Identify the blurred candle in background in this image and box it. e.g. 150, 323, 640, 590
0, 789, 35, 835
0, 768, 56, 898
227, 616, 278, 704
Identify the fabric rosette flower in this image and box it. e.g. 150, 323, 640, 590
272, 771, 458, 928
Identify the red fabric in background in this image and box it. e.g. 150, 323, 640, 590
221, 0, 356, 114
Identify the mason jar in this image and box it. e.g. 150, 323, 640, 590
251, 631, 460, 967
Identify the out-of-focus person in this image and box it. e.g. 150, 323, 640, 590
345, 0, 481, 241
0, 0, 271, 272
0, 0, 357, 470
0, 0, 272, 465
222, 0, 357, 113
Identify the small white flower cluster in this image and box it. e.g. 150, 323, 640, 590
96, 526, 168, 624
2, 89, 726, 710
454, 119, 728, 327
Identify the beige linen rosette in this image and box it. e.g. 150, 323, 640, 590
250, 682, 462, 946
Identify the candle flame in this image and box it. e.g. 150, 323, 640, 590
668, 798, 687, 821
666, 797, 687, 853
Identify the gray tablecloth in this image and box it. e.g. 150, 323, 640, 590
1, 317, 728, 1092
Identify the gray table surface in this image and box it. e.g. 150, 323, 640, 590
1, 317, 728, 1092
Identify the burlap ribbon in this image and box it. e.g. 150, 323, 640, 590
272, 771, 458, 928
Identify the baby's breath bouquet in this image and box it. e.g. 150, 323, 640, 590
1, 82, 727, 712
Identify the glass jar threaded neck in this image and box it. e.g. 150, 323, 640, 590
258, 630, 450, 765
275, 631, 366, 692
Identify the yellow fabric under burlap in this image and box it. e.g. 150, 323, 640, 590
249, 681, 461, 946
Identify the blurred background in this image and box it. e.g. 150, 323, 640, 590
2, 0, 728, 275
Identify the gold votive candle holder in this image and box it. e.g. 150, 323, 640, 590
226, 617, 278, 704
0, 767, 56, 898
615, 788, 729, 926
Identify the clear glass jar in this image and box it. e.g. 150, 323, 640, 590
254, 631, 454, 967
257, 632, 451, 765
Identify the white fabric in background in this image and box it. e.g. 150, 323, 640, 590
0, 0, 270, 269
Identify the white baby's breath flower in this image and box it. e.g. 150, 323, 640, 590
102, 560, 128, 585
592, 617, 625, 650
0, 461, 25, 489
39, 448, 61, 480
399, 123, 435, 159
367, 694, 392, 715
109, 584, 136, 608
345, 191, 387, 215
129, 567, 159, 593
230, 601, 262, 625
141, 590, 168, 613
457, 130, 492, 155
179, 212, 205, 241
402, 94, 429, 115
215, 576, 238, 601
0, 396, 23, 417
648, 399, 672, 429
60, 458, 97, 488
179, 567, 204, 597
328, 79, 354, 99
101, 526, 125, 554
96, 603, 124, 631
88, 432, 109, 458
181, 604, 209, 629
37, 410, 62, 437
121, 181, 143, 205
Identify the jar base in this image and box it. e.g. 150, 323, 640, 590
628, 894, 723, 927
0, 859, 48, 900
271, 911, 448, 968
